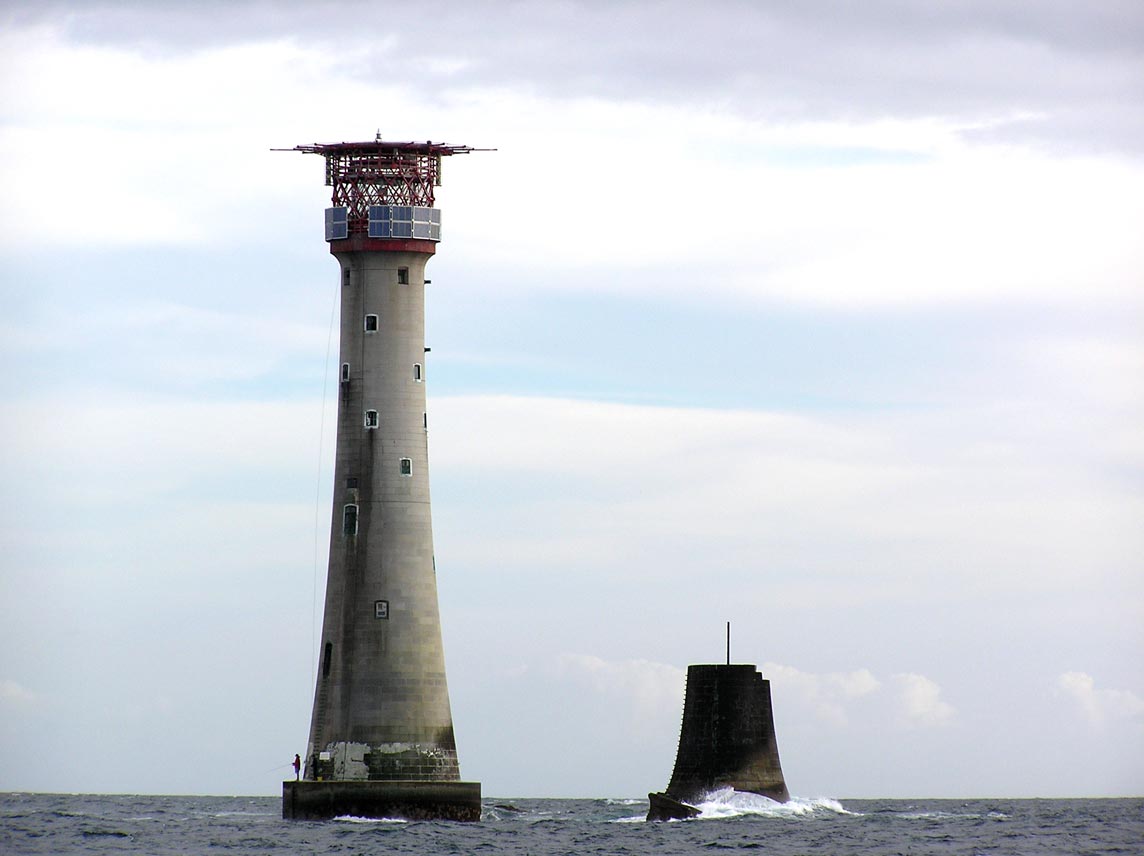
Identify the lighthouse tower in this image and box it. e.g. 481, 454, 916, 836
280, 137, 485, 821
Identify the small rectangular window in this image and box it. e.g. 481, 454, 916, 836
343, 268, 351, 287
423, 412, 428, 431
341, 363, 350, 383
364, 410, 378, 429
364, 314, 379, 332
322, 642, 333, 678
413, 363, 423, 382
399, 457, 413, 477
374, 599, 389, 620
346, 477, 358, 489
342, 504, 358, 536
397, 267, 409, 285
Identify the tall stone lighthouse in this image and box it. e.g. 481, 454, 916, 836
280, 138, 485, 821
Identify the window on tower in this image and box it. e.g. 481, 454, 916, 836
399, 458, 413, 477
413, 363, 423, 382
342, 504, 359, 536
364, 314, 379, 332
397, 267, 409, 285
364, 410, 378, 428
341, 363, 350, 383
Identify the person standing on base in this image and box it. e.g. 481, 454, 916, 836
292, 754, 301, 781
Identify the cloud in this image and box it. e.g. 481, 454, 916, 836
4, 15, 1143, 308
763, 662, 881, 726
0, 29, 365, 250
892, 673, 956, 726
0, 679, 38, 706
1057, 672, 1144, 727
431, 393, 1142, 597
6, 21, 1143, 306
7, 1, 1143, 153
556, 654, 685, 722
553, 656, 955, 735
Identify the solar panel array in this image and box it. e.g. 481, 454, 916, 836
325, 207, 349, 241
369, 206, 442, 241
324, 205, 442, 242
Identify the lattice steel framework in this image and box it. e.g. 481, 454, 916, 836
280, 140, 487, 233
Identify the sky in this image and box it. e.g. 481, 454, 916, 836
0, 0, 1141, 800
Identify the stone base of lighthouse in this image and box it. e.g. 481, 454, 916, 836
282, 780, 481, 821
647, 664, 789, 821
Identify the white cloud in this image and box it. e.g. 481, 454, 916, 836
893, 673, 956, 727
446, 104, 1144, 308
0, 28, 430, 250
763, 662, 881, 726
0, 679, 38, 706
556, 654, 685, 722
552, 657, 954, 736
5, 22, 1143, 310
2, 302, 332, 387
432, 393, 1142, 597
1023, 337, 1144, 414
2, 397, 324, 492
10, 1, 1143, 155
1057, 672, 1144, 727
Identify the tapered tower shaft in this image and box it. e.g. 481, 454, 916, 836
280, 141, 485, 815
306, 248, 457, 781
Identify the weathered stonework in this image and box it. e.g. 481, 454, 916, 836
283, 780, 481, 821
648, 664, 789, 821
283, 139, 485, 822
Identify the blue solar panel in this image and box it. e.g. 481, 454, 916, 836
392, 221, 413, 238
325, 207, 348, 240
368, 221, 392, 238
368, 205, 390, 221
392, 206, 413, 222
413, 222, 431, 238
430, 209, 441, 224
429, 224, 441, 241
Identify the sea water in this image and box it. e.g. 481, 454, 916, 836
2, 790, 1140, 855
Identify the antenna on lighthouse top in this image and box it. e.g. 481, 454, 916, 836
273, 137, 494, 215
726, 621, 731, 665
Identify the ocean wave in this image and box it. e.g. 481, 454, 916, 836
81, 828, 133, 838
612, 790, 854, 823
693, 788, 855, 820
333, 814, 407, 824
894, 808, 1010, 821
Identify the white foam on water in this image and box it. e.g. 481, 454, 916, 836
333, 814, 407, 824
897, 808, 1010, 821
610, 790, 854, 823
693, 788, 856, 820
